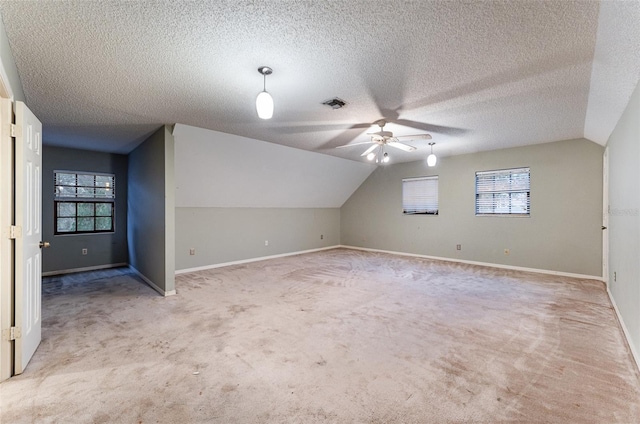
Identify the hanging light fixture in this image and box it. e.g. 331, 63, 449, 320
427, 142, 437, 167
256, 66, 274, 119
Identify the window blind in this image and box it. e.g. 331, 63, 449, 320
403, 176, 438, 215
476, 167, 530, 215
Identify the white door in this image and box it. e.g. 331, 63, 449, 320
14, 101, 43, 374
602, 147, 609, 284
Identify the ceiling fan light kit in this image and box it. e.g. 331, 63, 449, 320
427, 142, 437, 167
256, 66, 274, 120
337, 120, 431, 165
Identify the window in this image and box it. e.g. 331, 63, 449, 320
402, 176, 438, 215
476, 167, 530, 216
54, 171, 115, 234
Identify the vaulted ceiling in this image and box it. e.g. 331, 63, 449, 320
0, 1, 639, 164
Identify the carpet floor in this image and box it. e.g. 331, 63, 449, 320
1, 248, 639, 423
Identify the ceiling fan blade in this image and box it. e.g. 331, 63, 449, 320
360, 144, 378, 156
335, 141, 374, 149
317, 123, 375, 150
393, 118, 466, 135
395, 133, 432, 140
387, 141, 417, 152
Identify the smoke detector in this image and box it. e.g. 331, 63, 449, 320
322, 98, 347, 109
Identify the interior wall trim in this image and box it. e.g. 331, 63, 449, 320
42, 262, 128, 277
607, 286, 640, 373
175, 245, 341, 275
129, 265, 176, 297
340, 245, 604, 281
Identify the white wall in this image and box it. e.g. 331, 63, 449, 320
173, 124, 374, 271
607, 79, 640, 358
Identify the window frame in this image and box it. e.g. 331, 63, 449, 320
53, 170, 116, 235
402, 175, 439, 215
475, 167, 530, 217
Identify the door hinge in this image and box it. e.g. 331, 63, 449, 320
10, 123, 21, 138
9, 225, 22, 239
2, 327, 21, 341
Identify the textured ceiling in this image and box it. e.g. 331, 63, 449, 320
0, 1, 638, 163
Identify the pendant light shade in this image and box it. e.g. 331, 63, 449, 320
256, 91, 273, 119
427, 142, 437, 167
256, 66, 274, 120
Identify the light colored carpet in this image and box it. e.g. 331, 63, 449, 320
1, 248, 639, 423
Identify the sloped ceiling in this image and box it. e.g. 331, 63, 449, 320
173, 124, 375, 208
0, 1, 639, 164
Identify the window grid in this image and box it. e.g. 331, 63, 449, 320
54, 171, 115, 235
475, 167, 530, 216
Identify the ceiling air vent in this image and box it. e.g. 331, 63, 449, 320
322, 98, 347, 109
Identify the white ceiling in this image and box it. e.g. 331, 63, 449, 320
0, 1, 639, 163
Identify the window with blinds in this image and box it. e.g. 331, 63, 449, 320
402, 176, 438, 215
54, 171, 116, 234
476, 167, 530, 216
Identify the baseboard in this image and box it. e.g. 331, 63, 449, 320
42, 263, 128, 277
129, 265, 176, 297
607, 286, 640, 373
339, 245, 604, 281
175, 245, 341, 275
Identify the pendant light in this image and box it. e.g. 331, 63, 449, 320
427, 142, 437, 167
256, 66, 274, 119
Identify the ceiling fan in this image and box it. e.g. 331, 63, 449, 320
336, 120, 432, 163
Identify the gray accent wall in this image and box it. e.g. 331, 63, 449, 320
128, 125, 175, 294
175, 208, 339, 270
341, 138, 604, 276
607, 79, 640, 357
42, 146, 128, 273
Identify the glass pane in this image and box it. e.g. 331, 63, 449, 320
77, 186, 94, 198
95, 187, 113, 198
57, 202, 76, 217
56, 173, 76, 186
77, 217, 94, 231
77, 203, 95, 217
494, 193, 510, 213
96, 203, 112, 217
96, 217, 112, 231
476, 193, 493, 214
77, 174, 94, 187
57, 218, 76, 232
95, 175, 113, 187
56, 185, 76, 197
511, 173, 530, 190
511, 192, 529, 214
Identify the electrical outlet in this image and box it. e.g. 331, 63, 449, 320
189, 248, 196, 256
82, 248, 88, 255
504, 249, 510, 255
320, 234, 324, 240
456, 244, 461, 251
265, 240, 269, 246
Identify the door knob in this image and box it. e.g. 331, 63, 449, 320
39, 241, 50, 248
